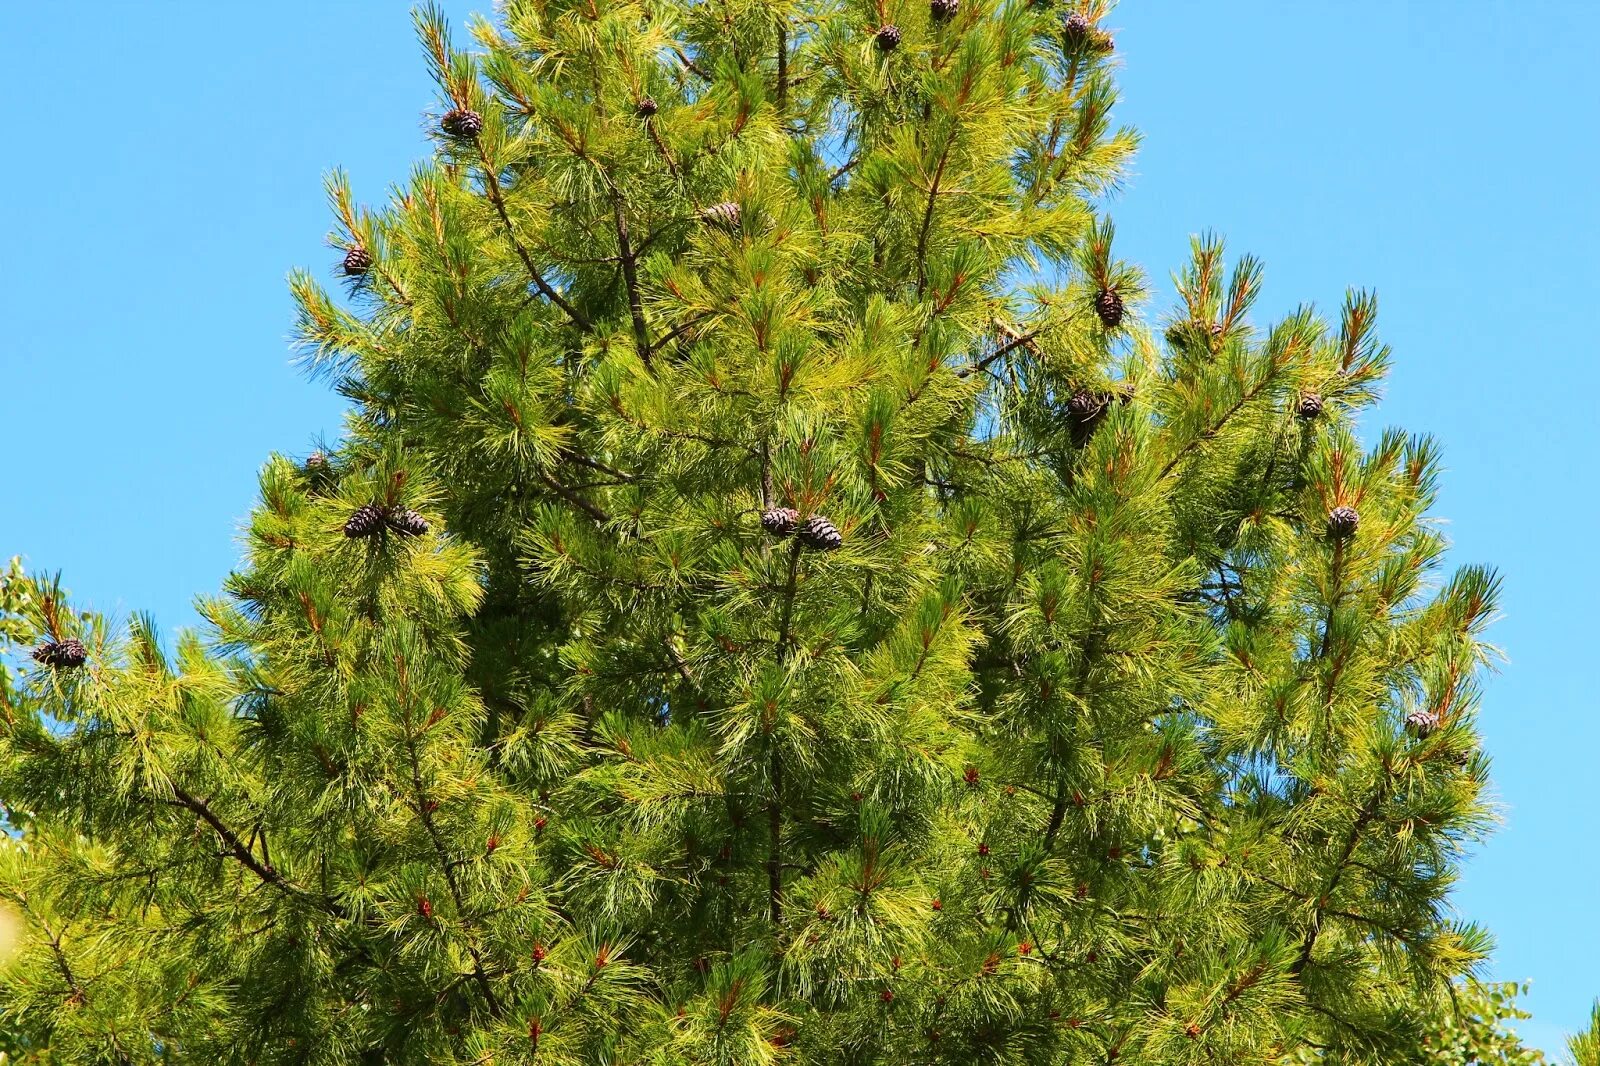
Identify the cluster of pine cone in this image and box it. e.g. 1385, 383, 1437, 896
31, 639, 87, 670
346, 504, 431, 539
1164, 320, 1226, 352
1066, 383, 1134, 446
760, 507, 843, 551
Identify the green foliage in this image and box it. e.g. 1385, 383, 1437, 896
1417, 981, 1547, 1066
1286, 979, 1549, 1065
0, 1, 1546, 1063
1572, 1002, 1600, 1066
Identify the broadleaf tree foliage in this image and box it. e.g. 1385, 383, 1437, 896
0, 1, 1530, 1062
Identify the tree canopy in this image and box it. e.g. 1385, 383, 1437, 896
0, 1, 1576, 1063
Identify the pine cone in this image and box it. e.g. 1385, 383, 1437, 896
797, 514, 843, 551
1166, 321, 1221, 350
875, 24, 903, 51
1068, 390, 1112, 446
303, 452, 336, 494
699, 201, 741, 230
1327, 505, 1360, 540
1093, 287, 1125, 328
636, 97, 658, 118
1067, 390, 1106, 418
441, 107, 483, 139
32, 639, 87, 670
930, 0, 960, 21
1297, 394, 1324, 420
345, 503, 388, 539
761, 507, 800, 537
1405, 709, 1440, 739
1062, 11, 1091, 40
388, 508, 430, 537
342, 247, 372, 276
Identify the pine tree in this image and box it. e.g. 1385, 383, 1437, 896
1573, 1003, 1600, 1066
0, 2, 1546, 1063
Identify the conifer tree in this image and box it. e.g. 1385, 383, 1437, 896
0, 2, 1544, 1063
1572, 1004, 1600, 1066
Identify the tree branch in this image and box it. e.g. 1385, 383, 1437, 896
1290, 785, 1388, 977
1044, 632, 1099, 850
644, 117, 682, 178
651, 309, 712, 352
475, 146, 595, 333
562, 450, 638, 482
396, 661, 502, 1017
1157, 373, 1279, 480
914, 139, 954, 298
168, 785, 340, 915
539, 470, 611, 524
767, 540, 805, 937
671, 45, 711, 80
611, 194, 653, 366
959, 323, 1042, 379
776, 22, 788, 112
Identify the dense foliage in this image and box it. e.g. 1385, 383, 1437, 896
1, 1, 1579, 1062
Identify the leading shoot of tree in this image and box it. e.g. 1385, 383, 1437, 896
3, 1, 1587, 1063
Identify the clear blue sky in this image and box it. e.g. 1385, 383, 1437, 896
3, 1, 1596, 1053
